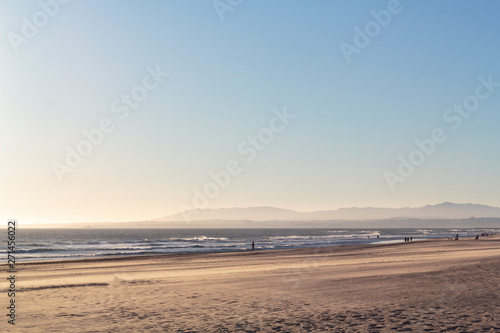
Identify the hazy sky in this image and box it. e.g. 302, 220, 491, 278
1, 0, 499, 224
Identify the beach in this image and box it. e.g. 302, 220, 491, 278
2, 236, 499, 332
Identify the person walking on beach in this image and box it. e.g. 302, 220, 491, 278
252, 241, 255, 251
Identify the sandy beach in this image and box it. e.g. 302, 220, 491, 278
2, 236, 500, 332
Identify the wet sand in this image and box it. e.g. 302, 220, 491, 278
1, 236, 500, 332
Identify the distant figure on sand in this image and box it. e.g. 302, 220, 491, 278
455, 234, 459, 241
410, 237, 412, 242
252, 241, 255, 251
475, 235, 479, 240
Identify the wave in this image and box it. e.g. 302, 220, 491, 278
267, 234, 379, 241
168, 236, 229, 242
15, 248, 61, 253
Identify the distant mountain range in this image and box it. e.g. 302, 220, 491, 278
23, 203, 500, 229
156, 202, 500, 222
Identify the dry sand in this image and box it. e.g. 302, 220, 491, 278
1, 236, 500, 332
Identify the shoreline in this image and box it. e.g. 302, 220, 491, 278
7, 233, 495, 267
4, 236, 440, 267
2, 235, 498, 281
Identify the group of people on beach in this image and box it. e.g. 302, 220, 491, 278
474, 231, 494, 240
404, 237, 412, 242
448, 232, 495, 241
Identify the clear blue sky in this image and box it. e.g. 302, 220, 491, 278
1, 0, 499, 223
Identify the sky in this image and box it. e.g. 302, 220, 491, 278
1, 0, 499, 224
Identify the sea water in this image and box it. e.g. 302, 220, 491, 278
5, 228, 498, 262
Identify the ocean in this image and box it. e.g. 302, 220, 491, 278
7, 228, 498, 262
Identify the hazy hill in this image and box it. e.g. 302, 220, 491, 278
24, 217, 500, 229
157, 206, 309, 222
156, 202, 500, 222
22, 203, 500, 229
